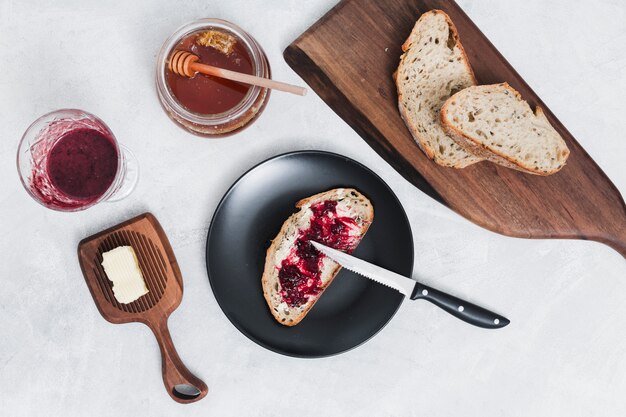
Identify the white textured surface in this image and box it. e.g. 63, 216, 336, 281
1, 0, 625, 415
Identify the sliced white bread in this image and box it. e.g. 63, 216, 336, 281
440, 83, 570, 175
395, 10, 482, 168
262, 188, 373, 326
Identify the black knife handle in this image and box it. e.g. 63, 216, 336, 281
411, 282, 509, 329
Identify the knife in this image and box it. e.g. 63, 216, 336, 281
311, 241, 509, 329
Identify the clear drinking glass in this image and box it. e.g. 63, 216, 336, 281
16, 109, 139, 212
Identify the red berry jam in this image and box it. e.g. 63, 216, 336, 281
29, 124, 119, 210
278, 200, 364, 307
47, 128, 118, 200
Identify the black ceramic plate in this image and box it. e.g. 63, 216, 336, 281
206, 151, 414, 357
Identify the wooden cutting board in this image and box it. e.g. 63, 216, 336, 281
78, 213, 208, 403
284, 0, 626, 258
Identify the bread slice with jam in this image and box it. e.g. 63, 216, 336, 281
262, 188, 373, 326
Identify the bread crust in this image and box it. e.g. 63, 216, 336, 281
440, 82, 569, 175
395, 10, 482, 168
262, 188, 373, 326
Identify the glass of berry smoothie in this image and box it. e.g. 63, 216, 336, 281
17, 109, 139, 211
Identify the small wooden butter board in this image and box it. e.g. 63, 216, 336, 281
77, 213, 208, 404
284, 0, 626, 258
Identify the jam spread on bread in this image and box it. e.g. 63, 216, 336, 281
278, 200, 360, 307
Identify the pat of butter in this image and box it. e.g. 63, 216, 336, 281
101, 246, 149, 304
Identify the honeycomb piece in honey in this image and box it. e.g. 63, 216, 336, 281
196, 30, 237, 55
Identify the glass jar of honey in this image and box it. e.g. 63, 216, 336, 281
156, 19, 270, 137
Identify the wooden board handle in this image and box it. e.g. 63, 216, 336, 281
613, 242, 626, 259
599, 226, 626, 259
149, 319, 208, 404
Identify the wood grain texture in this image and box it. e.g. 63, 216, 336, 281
284, 0, 626, 258
78, 213, 208, 404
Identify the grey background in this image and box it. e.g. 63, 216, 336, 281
1, 0, 625, 415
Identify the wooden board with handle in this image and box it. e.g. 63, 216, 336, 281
78, 213, 208, 403
284, 0, 626, 258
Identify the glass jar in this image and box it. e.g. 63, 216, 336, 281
16, 109, 139, 212
156, 18, 271, 137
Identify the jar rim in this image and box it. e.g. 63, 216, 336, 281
156, 18, 264, 126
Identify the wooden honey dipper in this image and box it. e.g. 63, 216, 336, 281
169, 50, 307, 96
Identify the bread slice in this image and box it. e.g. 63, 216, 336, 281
440, 83, 570, 175
262, 188, 373, 326
395, 10, 482, 168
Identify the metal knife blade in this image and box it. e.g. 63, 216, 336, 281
311, 241, 415, 296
